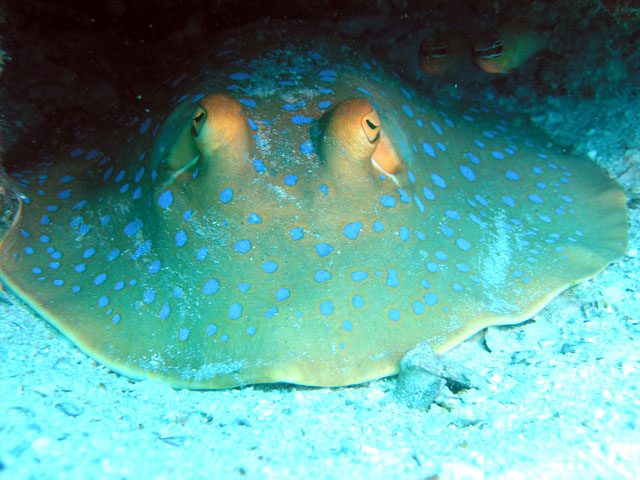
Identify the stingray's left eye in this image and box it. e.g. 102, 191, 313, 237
191, 109, 206, 137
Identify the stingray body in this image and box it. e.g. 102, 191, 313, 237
0, 23, 627, 389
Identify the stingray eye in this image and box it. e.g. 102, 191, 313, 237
191, 108, 207, 138
362, 113, 380, 143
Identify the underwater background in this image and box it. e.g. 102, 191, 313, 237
1, 0, 639, 478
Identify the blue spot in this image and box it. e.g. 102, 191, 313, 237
283, 174, 298, 186
314, 270, 332, 282
474, 139, 485, 148
436, 142, 446, 152
426, 262, 439, 273
290, 227, 304, 240
202, 278, 220, 295
343, 222, 363, 240
24, 246, 34, 255
124, 219, 143, 237
505, 171, 520, 181
74, 263, 86, 273
460, 165, 476, 181
402, 104, 414, 118
386, 268, 399, 288
159, 302, 171, 319
148, 260, 161, 274
319, 300, 334, 316
239, 98, 257, 108
228, 303, 243, 320
314, 243, 334, 257
408, 171, 416, 183
381, 195, 396, 208
502, 196, 516, 207
229, 72, 250, 80
440, 225, 454, 237
238, 283, 251, 292
532, 166, 543, 174
248, 213, 262, 224
456, 238, 471, 251
412, 301, 426, 315
39, 235, 50, 244
318, 101, 332, 109
434, 250, 448, 261
431, 173, 446, 189
373, 220, 384, 233
452, 283, 463, 292
388, 309, 400, 322
132, 187, 142, 200
420, 279, 432, 289
206, 324, 217, 336
53, 279, 64, 287
234, 239, 251, 254
275, 288, 290, 301
445, 210, 460, 220
175, 230, 188, 247
318, 87, 334, 94
399, 226, 410, 242
49, 262, 60, 270
456, 263, 470, 273
264, 306, 278, 318
300, 141, 314, 154
142, 289, 156, 304
131, 240, 152, 260
32, 267, 42, 274
424, 292, 439, 306
94, 273, 107, 286
291, 115, 313, 125
341, 320, 354, 332
529, 194, 544, 204
423, 187, 435, 201
522, 276, 532, 284
194, 246, 208, 261
397, 188, 411, 203
219, 187, 233, 203
58, 190, 71, 200
253, 159, 266, 172
262, 261, 279, 273
357, 87, 372, 96
169, 287, 183, 299
352, 295, 365, 308
247, 118, 258, 130
98, 296, 110, 308
351, 271, 368, 282
114, 281, 125, 291
246, 326, 257, 336
83, 247, 96, 259
183, 209, 194, 220
318, 184, 328, 195
422, 142, 436, 157
179, 327, 190, 341
431, 121, 443, 135
539, 214, 552, 223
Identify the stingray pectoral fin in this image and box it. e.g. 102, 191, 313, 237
320, 98, 381, 168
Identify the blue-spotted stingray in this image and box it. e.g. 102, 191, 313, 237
0, 23, 628, 389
